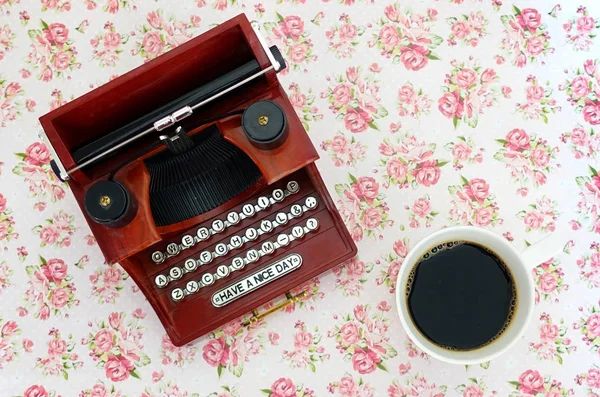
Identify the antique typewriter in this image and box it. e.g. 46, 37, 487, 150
38, 15, 357, 346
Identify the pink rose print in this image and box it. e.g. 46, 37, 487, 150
0, 76, 25, 128
202, 318, 273, 377
84, 0, 136, 13
561, 124, 600, 160
498, 6, 553, 67
261, 377, 301, 397
322, 65, 387, 132
25, 20, 80, 81
160, 334, 197, 367
89, 264, 128, 304
326, 14, 365, 59
533, 257, 568, 304
22, 385, 57, 397
91, 22, 127, 67
33, 210, 76, 248
576, 243, 600, 288
371, 237, 410, 294
510, 370, 573, 396
529, 313, 576, 364
455, 377, 496, 396
18, 256, 79, 320
320, 132, 367, 168
328, 302, 397, 374
388, 370, 447, 397
516, 195, 560, 233
35, 329, 82, 378
284, 277, 325, 313
0, 317, 32, 369
368, 4, 442, 71
0, 193, 18, 245
377, 131, 447, 189
83, 310, 150, 382
0, 24, 16, 62
576, 364, 600, 396
13, 142, 68, 209
335, 173, 393, 242
561, 59, 600, 126
327, 373, 375, 396
448, 176, 502, 227
282, 322, 329, 371
264, 14, 315, 73
333, 257, 373, 297
287, 83, 322, 131
564, 7, 599, 52
0, 260, 14, 294
573, 166, 600, 233
396, 82, 432, 119
404, 194, 438, 228
516, 76, 561, 123
132, 9, 200, 61
574, 301, 600, 362
40, 0, 71, 12
444, 136, 484, 171
439, 58, 504, 128
494, 129, 559, 196
447, 11, 489, 47
79, 381, 124, 397
142, 377, 204, 397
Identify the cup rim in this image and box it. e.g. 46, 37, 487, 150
394, 226, 535, 365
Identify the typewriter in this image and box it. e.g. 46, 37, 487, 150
38, 14, 357, 346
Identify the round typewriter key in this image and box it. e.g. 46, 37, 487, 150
184, 258, 197, 272
215, 243, 228, 257
230, 235, 243, 249
227, 211, 240, 225
292, 226, 305, 238
151, 251, 165, 264
186, 280, 199, 294
199, 251, 213, 264
245, 227, 259, 241
261, 241, 275, 255
277, 234, 290, 247
272, 189, 285, 202
166, 243, 180, 256
305, 197, 317, 209
291, 204, 303, 217
306, 218, 319, 231
260, 219, 273, 233
232, 257, 245, 270
171, 288, 185, 302
169, 267, 183, 280
242, 203, 255, 217
275, 212, 288, 225
216, 265, 230, 278
212, 219, 225, 233
246, 249, 259, 263
154, 274, 168, 288
196, 227, 210, 241
181, 235, 195, 248
287, 181, 299, 194
201, 272, 215, 286
257, 196, 270, 209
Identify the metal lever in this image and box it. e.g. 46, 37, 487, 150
241, 291, 307, 327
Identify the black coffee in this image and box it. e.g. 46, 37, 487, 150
406, 242, 516, 351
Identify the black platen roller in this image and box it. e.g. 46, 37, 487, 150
242, 100, 288, 150
85, 180, 133, 226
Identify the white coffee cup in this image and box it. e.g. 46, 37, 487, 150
394, 226, 563, 365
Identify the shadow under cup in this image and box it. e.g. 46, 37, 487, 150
394, 227, 535, 365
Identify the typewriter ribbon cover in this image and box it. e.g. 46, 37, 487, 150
38, 14, 357, 346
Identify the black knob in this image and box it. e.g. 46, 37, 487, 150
84, 180, 135, 227
241, 100, 288, 150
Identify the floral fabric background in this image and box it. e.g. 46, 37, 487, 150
0, 0, 600, 396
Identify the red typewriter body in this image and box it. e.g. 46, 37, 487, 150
38, 14, 357, 346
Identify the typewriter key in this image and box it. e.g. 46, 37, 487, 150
186, 281, 199, 294
227, 211, 240, 225
287, 181, 299, 194
212, 219, 225, 233
272, 189, 284, 202
181, 235, 195, 248
260, 219, 273, 233
276, 212, 288, 225
196, 227, 210, 241
167, 243, 180, 256
202, 273, 215, 286
151, 251, 165, 264
215, 243, 228, 256
184, 259, 197, 272
245, 228, 258, 241
262, 241, 275, 255
257, 196, 270, 209
230, 235, 243, 249
305, 197, 317, 209
242, 100, 289, 150
231, 257, 245, 270
277, 234, 290, 247
169, 267, 183, 280
171, 288, 184, 302
242, 203, 255, 217
292, 226, 305, 238
306, 218, 319, 231
199, 251, 213, 264
246, 249, 259, 263
84, 180, 134, 227
216, 265, 230, 278
155, 274, 168, 288
291, 204, 303, 217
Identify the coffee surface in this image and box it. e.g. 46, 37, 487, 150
407, 243, 516, 351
